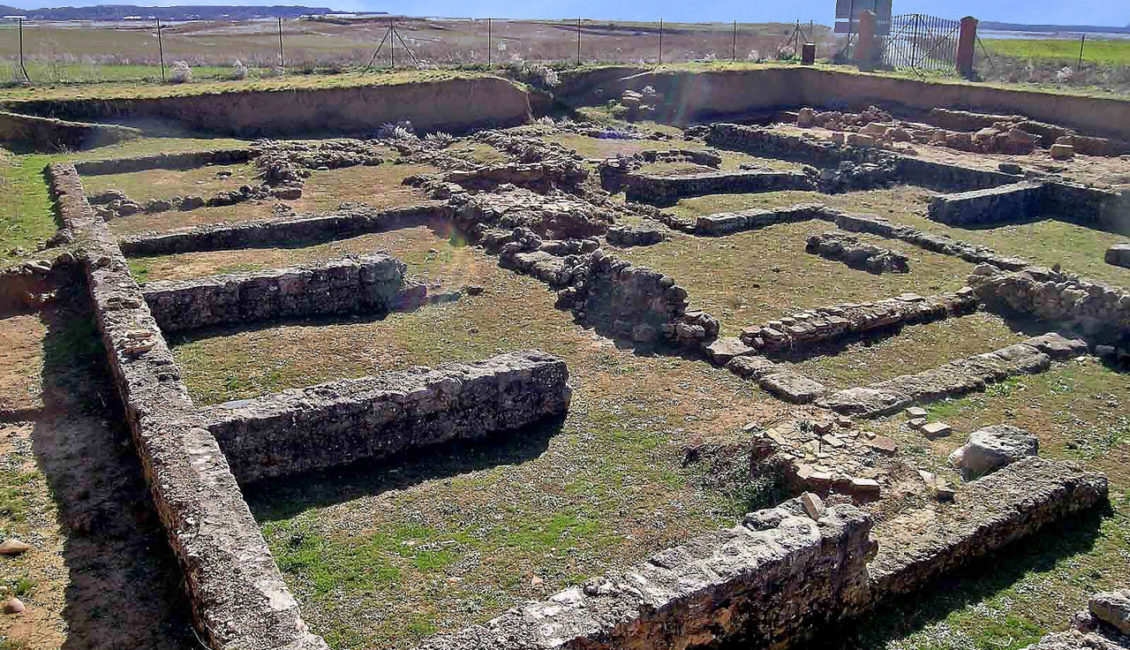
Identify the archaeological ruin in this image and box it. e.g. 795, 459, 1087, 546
0, 64, 1128, 650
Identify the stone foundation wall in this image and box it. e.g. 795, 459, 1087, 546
740, 291, 976, 354
73, 148, 254, 175
624, 169, 814, 206
703, 123, 1022, 192
202, 350, 571, 483
46, 162, 327, 650
419, 497, 875, 650
869, 457, 1107, 599
928, 182, 1045, 226
0, 110, 139, 151
119, 204, 449, 257
806, 232, 910, 274
693, 202, 828, 236
142, 254, 407, 333
970, 266, 1130, 346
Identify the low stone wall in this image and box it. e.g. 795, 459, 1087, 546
0, 110, 139, 151
739, 290, 976, 354
142, 254, 407, 333
805, 232, 909, 274
1107, 243, 1130, 269
869, 457, 1107, 600
693, 202, 828, 236
970, 266, 1130, 346
419, 496, 875, 650
704, 123, 1021, 192
202, 350, 571, 483
46, 162, 327, 649
928, 182, 1045, 226
1042, 181, 1130, 232
624, 168, 814, 206
119, 204, 449, 257
817, 334, 1066, 417
73, 148, 254, 175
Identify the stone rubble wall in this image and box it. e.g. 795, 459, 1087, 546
142, 254, 407, 334
202, 350, 571, 483
73, 148, 254, 175
805, 232, 910, 274
740, 291, 977, 354
1042, 181, 1130, 232
624, 168, 814, 206
418, 497, 875, 650
119, 204, 450, 257
970, 266, 1130, 346
891, 157, 1024, 191
869, 457, 1108, 600
816, 334, 1068, 417
46, 162, 328, 650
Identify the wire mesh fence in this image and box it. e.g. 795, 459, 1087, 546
0, 16, 839, 84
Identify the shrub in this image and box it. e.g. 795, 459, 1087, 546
168, 61, 193, 83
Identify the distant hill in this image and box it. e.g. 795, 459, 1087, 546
0, 4, 348, 20
980, 21, 1130, 35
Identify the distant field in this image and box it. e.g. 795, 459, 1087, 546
0, 17, 835, 84
983, 37, 1130, 66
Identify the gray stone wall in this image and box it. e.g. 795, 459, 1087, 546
624, 168, 814, 206
805, 232, 910, 274
817, 334, 1067, 417
970, 266, 1130, 346
142, 254, 407, 333
418, 497, 875, 650
869, 457, 1107, 600
693, 202, 828, 236
202, 350, 571, 483
74, 148, 254, 175
47, 162, 328, 650
119, 204, 450, 257
927, 182, 1045, 226
740, 290, 977, 354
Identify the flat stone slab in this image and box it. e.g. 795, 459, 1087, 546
927, 181, 1045, 226
704, 337, 756, 365
759, 372, 827, 404
950, 424, 1039, 480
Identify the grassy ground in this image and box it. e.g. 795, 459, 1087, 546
983, 38, 1130, 67
1, 137, 249, 261
173, 242, 795, 648
104, 160, 439, 237
128, 223, 460, 284
615, 219, 976, 334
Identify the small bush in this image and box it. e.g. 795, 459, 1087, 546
232, 60, 248, 80
168, 61, 193, 84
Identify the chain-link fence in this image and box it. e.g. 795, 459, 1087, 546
0, 16, 838, 84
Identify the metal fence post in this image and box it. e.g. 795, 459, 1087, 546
732, 20, 736, 62
487, 17, 492, 66
576, 17, 581, 66
1078, 34, 1085, 66
658, 19, 663, 64
277, 17, 284, 72
156, 18, 165, 81
18, 17, 29, 83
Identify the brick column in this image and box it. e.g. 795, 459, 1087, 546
956, 16, 978, 78
856, 10, 877, 71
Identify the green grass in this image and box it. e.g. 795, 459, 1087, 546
983, 38, 1130, 67
1, 136, 250, 259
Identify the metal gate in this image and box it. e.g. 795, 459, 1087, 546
880, 13, 961, 73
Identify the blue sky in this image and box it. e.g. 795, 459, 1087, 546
5, 0, 1129, 27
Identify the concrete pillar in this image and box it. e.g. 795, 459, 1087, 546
956, 16, 978, 78
856, 10, 877, 72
